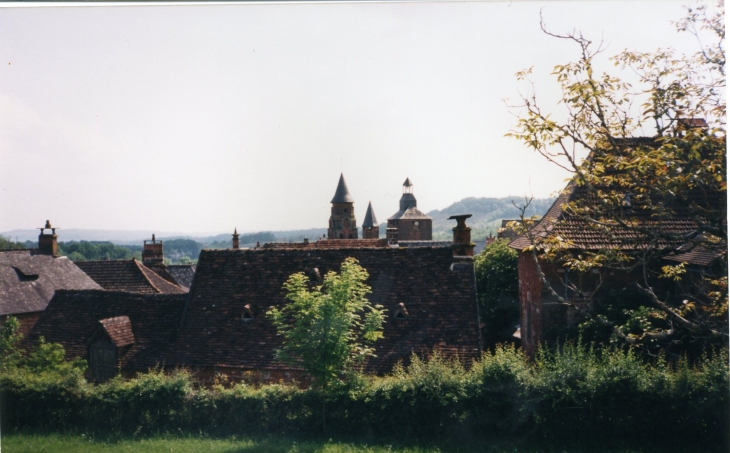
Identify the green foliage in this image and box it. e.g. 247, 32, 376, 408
268, 258, 385, 389
0, 235, 30, 250
507, 2, 727, 352
159, 239, 201, 263
474, 239, 519, 347
0, 316, 23, 371
58, 241, 139, 262
1, 345, 727, 449
25, 336, 87, 374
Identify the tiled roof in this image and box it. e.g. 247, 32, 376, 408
76, 259, 187, 294
163, 265, 196, 289
167, 246, 481, 374
663, 243, 725, 267
262, 239, 390, 249
98, 316, 135, 347
23, 290, 188, 370
509, 138, 726, 253
0, 251, 101, 316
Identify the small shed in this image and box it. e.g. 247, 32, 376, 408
87, 316, 135, 382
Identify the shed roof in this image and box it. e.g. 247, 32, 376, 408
0, 250, 101, 316
97, 316, 135, 348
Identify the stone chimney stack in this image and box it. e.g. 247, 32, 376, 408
38, 220, 58, 256
448, 214, 475, 257
143, 234, 164, 266
232, 228, 240, 250
386, 227, 399, 246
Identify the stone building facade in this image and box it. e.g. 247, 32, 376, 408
327, 174, 359, 239
387, 178, 432, 241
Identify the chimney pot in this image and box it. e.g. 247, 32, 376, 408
448, 214, 474, 257
38, 220, 58, 256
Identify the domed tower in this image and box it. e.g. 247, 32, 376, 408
362, 201, 379, 239
327, 174, 359, 239
387, 178, 432, 241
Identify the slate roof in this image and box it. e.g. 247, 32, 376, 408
163, 265, 197, 290
331, 173, 355, 203
363, 202, 378, 227
509, 137, 726, 254
98, 316, 135, 347
76, 259, 187, 294
388, 207, 432, 221
166, 246, 481, 374
0, 250, 102, 316
23, 290, 188, 370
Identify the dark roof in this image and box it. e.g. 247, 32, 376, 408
166, 246, 481, 374
76, 259, 187, 294
23, 290, 188, 371
362, 202, 378, 227
331, 173, 354, 203
164, 265, 196, 289
0, 250, 101, 316
98, 316, 135, 347
262, 239, 389, 249
403, 177, 413, 187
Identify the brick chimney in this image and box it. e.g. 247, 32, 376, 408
143, 234, 164, 266
38, 220, 58, 256
448, 214, 475, 257
232, 228, 240, 250
386, 227, 399, 246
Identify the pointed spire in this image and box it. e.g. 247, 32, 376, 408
331, 173, 355, 203
403, 177, 412, 188
363, 201, 378, 227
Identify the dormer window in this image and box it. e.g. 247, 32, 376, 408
241, 304, 254, 321
394, 302, 409, 319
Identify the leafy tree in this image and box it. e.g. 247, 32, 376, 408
267, 257, 386, 389
0, 236, 27, 250
474, 239, 519, 347
24, 336, 86, 373
506, 2, 726, 353
0, 316, 24, 371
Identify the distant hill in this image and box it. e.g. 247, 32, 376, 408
1, 196, 554, 247
427, 196, 555, 232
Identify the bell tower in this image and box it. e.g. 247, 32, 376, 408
327, 174, 358, 239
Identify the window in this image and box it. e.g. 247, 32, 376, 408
242, 304, 254, 321
394, 302, 409, 319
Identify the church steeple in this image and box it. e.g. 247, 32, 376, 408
327, 174, 358, 239
331, 173, 355, 203
362, 201, 379, 239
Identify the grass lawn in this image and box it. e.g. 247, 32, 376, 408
0, 433, 671, 453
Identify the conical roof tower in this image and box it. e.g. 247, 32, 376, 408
331, 173, 355, 203
362, 202, 379, 239
327, 174, 358, 239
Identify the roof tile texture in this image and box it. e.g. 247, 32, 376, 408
0, 251, 101, 316
167, 247, 481, 374
76, 260, 186, 294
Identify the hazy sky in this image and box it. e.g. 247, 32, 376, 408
0, 0, 703, 235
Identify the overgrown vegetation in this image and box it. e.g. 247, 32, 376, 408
474, 239, 519, 348
1, 343, 726, 451
506, 1, 727, 354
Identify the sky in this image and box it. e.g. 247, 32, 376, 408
0, 0, 707, 236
